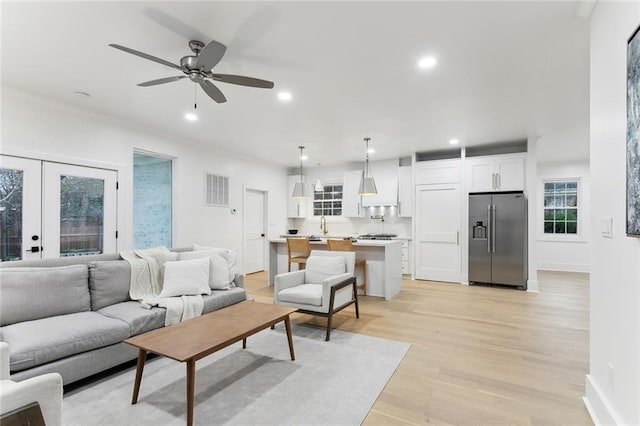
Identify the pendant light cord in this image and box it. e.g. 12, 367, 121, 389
364, 137, 371, 177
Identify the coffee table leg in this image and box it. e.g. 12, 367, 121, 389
186, 359, 196, 426
243, 337, 247, 349
284, 316, 295, 361
132, 349, 147, 404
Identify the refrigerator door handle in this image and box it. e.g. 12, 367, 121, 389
492, 205, 497, 253
487, 205, 492, 252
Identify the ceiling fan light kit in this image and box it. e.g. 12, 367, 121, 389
358, 137, 378, 196
292, 146, 308, 198
109, 39, 274, 104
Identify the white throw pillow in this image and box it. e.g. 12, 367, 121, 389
159, 257, 211, 297
180, 250, 230, 290
190, 245, 238, 284
305, 256, 346, 284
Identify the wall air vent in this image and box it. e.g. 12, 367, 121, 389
204, 173, 229, 207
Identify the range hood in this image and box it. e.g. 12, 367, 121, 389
361, 159, 398, 207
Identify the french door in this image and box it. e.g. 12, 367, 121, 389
0, 155, 117, 260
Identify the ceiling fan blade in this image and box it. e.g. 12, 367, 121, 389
209, 73, 274, 89
137, 76, 186, 87
200, 80, 227, 103
109, 44, 182, 71
196, 40, 227, 71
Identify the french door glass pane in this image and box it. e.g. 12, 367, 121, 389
59, 175, 104, 256
0, 168, 23, 261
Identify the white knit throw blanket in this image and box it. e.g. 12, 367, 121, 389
121, 247, 204, 326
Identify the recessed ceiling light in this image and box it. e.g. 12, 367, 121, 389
300, 154, 308, 161
278, 92, 292, 101
184, 112, 198, 121
418, 56, 437, 69
449, 138, 459, 145
73, 91, 91, 98
367, 148, 375, 154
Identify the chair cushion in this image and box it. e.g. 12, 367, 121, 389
278, 284, 323, 306
88, 260, 131, 310
1, 312, 130, 372
0, 265, 90, 326
97, 301, 165, 336
305, 256, 346, 284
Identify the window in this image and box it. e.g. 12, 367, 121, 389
313, 184, 343, 216
543, 180, 578, 234
133, 152, 173, 249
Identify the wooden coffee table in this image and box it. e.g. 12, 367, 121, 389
123, 302, 298, 426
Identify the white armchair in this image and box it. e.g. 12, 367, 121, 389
0, 342, 63, 425
274, 250, 359, 341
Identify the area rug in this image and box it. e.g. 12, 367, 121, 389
62, 324, 410, 425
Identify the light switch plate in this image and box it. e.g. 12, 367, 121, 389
601, 217, 613, 238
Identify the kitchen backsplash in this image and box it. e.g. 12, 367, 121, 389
288, 207, 412, 237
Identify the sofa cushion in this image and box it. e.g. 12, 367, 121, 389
97, 301, 165, 336
88, 260, 131, 310
278, 284, 322, 306
202, 287, 247, 314
305, 256, 346, 284
180, 251, 231, 290
0, 265, 90, 326
1, 311, 130, 372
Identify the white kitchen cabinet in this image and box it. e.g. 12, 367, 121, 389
287, 175, 308, 218
465, 154, 525, 192
342, 170, 364, 217
361, 159, 399, 207
398, 166, 412, 217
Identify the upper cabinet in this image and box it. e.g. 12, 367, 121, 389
465, 154, 526, 192
342, 170, 364, 217
287, 175, 308, 218
361, 159, 399, 207
398, 166, 412, 217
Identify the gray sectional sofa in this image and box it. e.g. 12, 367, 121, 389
0, 251, 246, 386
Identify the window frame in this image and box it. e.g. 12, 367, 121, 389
312, 181, 344, 217
539, 177, 583, 241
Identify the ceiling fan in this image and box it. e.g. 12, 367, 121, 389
109, 39, 274, 103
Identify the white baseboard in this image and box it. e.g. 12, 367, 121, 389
526, 279, 539, 292
584, 374, 620, 425
537, 261, 590, 273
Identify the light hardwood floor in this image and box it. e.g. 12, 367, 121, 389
244, 270, 591, 425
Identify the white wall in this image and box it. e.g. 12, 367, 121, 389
0, 89, 289, 271
586, 2, 640, 424
536, 160, 590, 272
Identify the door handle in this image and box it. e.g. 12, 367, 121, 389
456, 231, 459, 245
496, 173, 500, 189
27, 246, 41, 253
492, 205, 496, 253
487, 205, 491, 253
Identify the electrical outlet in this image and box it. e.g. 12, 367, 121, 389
601, 217, 613, 238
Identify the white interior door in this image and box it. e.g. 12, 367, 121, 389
244, 189, 266, 274
415, 184, 461, 282
0, 155, 42, 261
42, 163, 117, 257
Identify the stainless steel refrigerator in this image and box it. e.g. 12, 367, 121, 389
469, 191, 527, 289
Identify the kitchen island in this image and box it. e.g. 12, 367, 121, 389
268, 238, 402, 300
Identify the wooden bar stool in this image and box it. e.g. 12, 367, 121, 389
286, 238, 311, 271
326, 239, 367, 295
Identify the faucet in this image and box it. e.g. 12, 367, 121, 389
320, 215, 328, 235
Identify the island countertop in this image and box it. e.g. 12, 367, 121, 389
268, 239, 402, 300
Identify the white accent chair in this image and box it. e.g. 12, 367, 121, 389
0, 342, 63, 425
274, 250, 359, 341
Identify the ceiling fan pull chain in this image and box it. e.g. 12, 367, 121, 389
194, 83, 197, 110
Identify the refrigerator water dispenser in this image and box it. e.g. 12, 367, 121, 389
472, 221, 487, 239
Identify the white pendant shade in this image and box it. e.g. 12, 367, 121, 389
292, 181, 307, 198
358, 176, 378, 195
358, 137, 378, 196
314, 179, 324, 192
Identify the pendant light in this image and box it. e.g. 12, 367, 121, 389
358, 137, 378, 195
292, 145, 308, 198
314, 163, 324, 192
